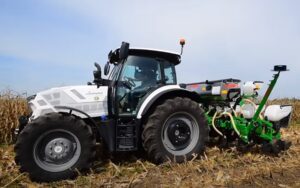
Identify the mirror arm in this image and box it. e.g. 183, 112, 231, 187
94, 79, 111, 88
101, 79, 111, 86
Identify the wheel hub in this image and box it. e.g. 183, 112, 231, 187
161, 112, 200, 156
44, 138, 75, 162
167, 120, 191, 147
54, 145, 63, 153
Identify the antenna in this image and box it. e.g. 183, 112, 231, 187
179, 38, 186, 55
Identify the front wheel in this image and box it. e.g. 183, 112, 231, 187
14, 113, 96, 182
142, 97, 208, 163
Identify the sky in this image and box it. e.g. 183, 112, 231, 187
0, 0, 299, 98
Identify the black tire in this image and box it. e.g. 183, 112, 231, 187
14, 113, 96, 182
142, 97, 208, 163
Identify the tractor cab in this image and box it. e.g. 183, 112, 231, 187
96, 43, 181, 117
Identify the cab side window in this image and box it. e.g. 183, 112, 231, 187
163, 61, 176, 84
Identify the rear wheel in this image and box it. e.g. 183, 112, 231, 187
142, 97, 208, 163
14, 113, 96, 182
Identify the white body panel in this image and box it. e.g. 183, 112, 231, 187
136, 85, 181, 119
29, 85, 108, 119
264, 105, 292, 122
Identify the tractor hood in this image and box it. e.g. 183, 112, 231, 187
28, 85, 108, 120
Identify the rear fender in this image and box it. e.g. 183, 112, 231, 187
137, 85, 202, 120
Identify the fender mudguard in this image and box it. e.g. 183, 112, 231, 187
136, 85, 202, 119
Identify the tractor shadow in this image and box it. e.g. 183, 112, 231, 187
91, 144, 150, 174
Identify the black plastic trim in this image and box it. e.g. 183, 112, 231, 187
97, 119, 116, 152
55, 106, 118, 151
55, 106, 97, 126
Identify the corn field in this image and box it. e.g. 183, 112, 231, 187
0, 92, 28, 144
0, 93, 299, 145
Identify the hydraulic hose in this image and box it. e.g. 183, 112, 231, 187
212, 111, 225, 137
222, 112, 241, 137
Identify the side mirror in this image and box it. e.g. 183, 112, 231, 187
108, 50, 113, 59
104, 61, 110, 76
94, 62, 102, 81
119, 42, 130, 60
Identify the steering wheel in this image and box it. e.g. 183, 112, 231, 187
123, 76, 136, 89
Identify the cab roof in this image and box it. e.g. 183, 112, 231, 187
109, 47, 181, 65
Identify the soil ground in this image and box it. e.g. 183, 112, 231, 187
1, 125, 300, 188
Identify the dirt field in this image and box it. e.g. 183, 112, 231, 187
0, 125, 300, 188
1, 95, 300, 187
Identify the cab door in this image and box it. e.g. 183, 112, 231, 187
115, 55, 162, 116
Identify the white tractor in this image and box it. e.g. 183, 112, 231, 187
14, 41, 292, 182
15, 41, 209, 182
